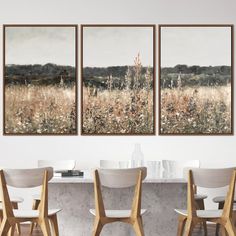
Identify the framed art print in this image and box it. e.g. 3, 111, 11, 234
3, 25, 78, 135
159, 25, 233, 135
81, 25, 155, 135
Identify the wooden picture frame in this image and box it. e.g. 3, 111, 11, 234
81, 24, 156, 135
3, 24, 78, 135
159, 24, 234, 135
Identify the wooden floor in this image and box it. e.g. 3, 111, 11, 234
18, 223, 219, 236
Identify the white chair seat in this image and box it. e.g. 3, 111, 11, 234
13, 209, 61, 218
32, 194, 41, 201
0, 196, 24, 203
194, 194, 207, 200
90, 209, 147, 218
175, 209, 223, 218
213, 196, 236, 203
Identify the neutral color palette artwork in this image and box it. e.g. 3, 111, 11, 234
159, 25, 233, 135
81, 25, 155, 135
4, 25, 78, 135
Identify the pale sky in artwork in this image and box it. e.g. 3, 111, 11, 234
5, 27, 76, 66
161, 27, 231, 67
83, 27, 153, 67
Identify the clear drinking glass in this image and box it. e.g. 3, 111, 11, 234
145, 161, 161, 179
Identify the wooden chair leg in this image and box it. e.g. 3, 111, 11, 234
39, 218, 52, 236
216, 202, 224, 236
92, 219, 103, 236
225, 219, 236, 236
221, 226, 228, 236
50, 214, 59, 236
233, 211, 236, 227
196, 199, 207, 236
8, 224, 15, 236
184, 219, 195, 236
12, 202, 21, 235
140, 216, 144, 228
133, 217, 145, 236
177, 215, 186, 236
0, 209, 3, 223
0, 218, 12, 235
30, 199, 41, 234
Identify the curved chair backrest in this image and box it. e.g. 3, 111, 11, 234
100, 160, 120, 169
184, 167, 236, 188
3, 167, 53, 188
38, 160, 76, 171
98, 167, 147, 188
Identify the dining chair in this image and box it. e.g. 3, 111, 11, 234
175, 167, 236, 236
30, 160, 75, 233
0, 166, 24, 235
213, 190, 236, 235
162, 160, 207, 234
0, 195, 23, 235
0, 167, 61, 236
90, 167, 147, 236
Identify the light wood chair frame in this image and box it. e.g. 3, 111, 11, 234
177, 184, 208, 236
92, 169, 145, 236
214, 196, 236, 235
31, 159, 75, 234
0, 169, 59, 236
0, 201, 21, 235
177, 170, 236, 236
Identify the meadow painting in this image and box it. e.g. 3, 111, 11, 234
4, 25, 77, 135
82, 25, 155, 135
159, 25, 233, 135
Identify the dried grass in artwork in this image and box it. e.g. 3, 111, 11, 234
83, 54, 154, 134
159, 26, 232, 135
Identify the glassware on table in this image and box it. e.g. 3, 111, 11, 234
145, 161, 161, 179
162, 160, 177, 178
119, 161, 132, 169
131, 143, 144, 167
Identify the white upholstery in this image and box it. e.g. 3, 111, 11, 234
13, 209, 61, 218
89, 209, 147, 218
183, 167, 235, 188
175, 209, 223, 218
38, 160, 76, 171
194, 194, 208, 201
98, 167, 147, 188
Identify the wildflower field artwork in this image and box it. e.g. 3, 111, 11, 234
82, 25, 155, 135
4, 25, 77, 135
159, 25, 233, 135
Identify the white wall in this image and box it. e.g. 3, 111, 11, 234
0, 0, 236, 208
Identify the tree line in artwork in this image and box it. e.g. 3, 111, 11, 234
83, 66, 154, 90
161, 65, 231, 89
5, 63, 76, 86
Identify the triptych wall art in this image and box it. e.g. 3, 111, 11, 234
3, 24, 233, 136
